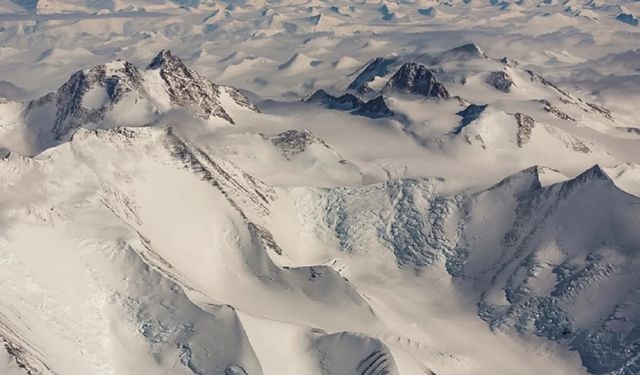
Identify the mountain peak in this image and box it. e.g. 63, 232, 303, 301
453, 43, 484, 56
354, 95, 394, 118
22, 50, 260, 154
489, 165, 543, 193
383, 62, 450, 99
25, 59, 146, 147
145, 50, 245, 123
557, 165, 615, 197
304, 89, 362, 110
434, 43, 487, 64
147, 49, 187, 72
347, 56, 398, 94
572, 164, 612, 184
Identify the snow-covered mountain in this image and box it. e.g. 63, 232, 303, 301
0, 1, 639, 375
5, 50, 258, 155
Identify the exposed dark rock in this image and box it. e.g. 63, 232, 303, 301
353, 95, 394, 118
147, 49, 259, 123
526, 69, 571, 97
304, 89, 363, 110
617, 13, 639, 27
513, 112, 535, 147
347, 57, 397, 94
623, 127, 640, 136
26, 59, 145, 143
500, 57, 518, 66
536, 99, 575, 121
383, 62, 450, 99
486, 71, 515, 93
269, 129, 329, 159
23, 50, 260, 153
455, 104, 487, 132
585, 101, 613, 120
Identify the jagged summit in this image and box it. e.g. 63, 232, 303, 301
383, 62, 450, 99
304, 89, 362, 110
303, 89, 393, 118
70, 59, 141, 100
487, 165, 545, 192
146, 50, 237, 123
24, 58, 146, 150
565, 164, 613, 186
21, 50, 259, 155
354, 95, 394, 118
347, 56, 398, 94
345, 59, 450, 100
489, 164, 614, 197
147, 49, 187, 71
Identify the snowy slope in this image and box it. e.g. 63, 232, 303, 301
0, 125, 414, 375
0, 1, 639, 375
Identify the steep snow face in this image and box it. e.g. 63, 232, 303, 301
467, 167, 640, 375
604, 163, 640, 197
433, 43, 487, 64
314, 332, 402, 375
0, 100, 608, 375
300, 165, 640, 375
0, 126, 394, 375
0, 130, 267, 375
347, 57, 399, 95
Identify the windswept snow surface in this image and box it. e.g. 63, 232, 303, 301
0, 1, 639, 375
